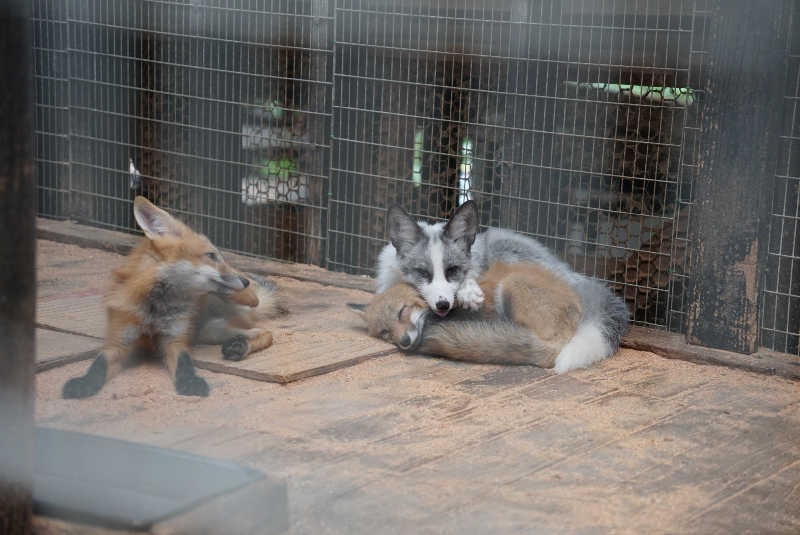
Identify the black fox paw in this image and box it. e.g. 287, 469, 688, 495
221, 335, 249, 361
63, 376, 103, 399
176, 375, 209, 397
175, 353, 209, 397
62, 355, 107, 399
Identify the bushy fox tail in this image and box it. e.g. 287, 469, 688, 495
418, 320, 560, 367
244, 272, 286, 318
553, 278, 630, 373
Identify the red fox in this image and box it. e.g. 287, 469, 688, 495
352, 262, 625, 372
62, 196, 281, 398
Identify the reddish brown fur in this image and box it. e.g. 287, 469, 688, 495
478, 262, 582, 348
64, 197, 278, 397
359, 262, 583, 368
363, 284, 427, 343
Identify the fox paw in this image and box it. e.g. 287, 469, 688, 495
62, 354, 107, 399
174, 353, 209, 397
456, 278, 485, 311
222, 335, 249, 361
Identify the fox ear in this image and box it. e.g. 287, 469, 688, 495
443, 201, 478, 248
346, 303, 367, 324
387, 205, 422, 256
133, 196, 185, 239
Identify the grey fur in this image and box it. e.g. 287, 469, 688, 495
244, 272, 277, 292
377, 211, 630, 356
143, 278, 196, 337
387, 205, 424, 256
191, 273, 280, 346
377, 204, 480, 313
441, 201, 478, 248
417, 319, 560, 366
472, 228, 630, 354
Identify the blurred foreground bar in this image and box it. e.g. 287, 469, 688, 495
0, 0, 35, 533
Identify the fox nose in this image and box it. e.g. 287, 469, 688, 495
220, 274, 246, 291
398, 334, 411, 349
239, 276, 250, 288
435, 300, 450, 312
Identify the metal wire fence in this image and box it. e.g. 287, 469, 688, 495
761, 1, 800, 355
329, 0, 702, 330
33, 0, 70, 219
36, 0, 332, 264
28, 0, 793, 347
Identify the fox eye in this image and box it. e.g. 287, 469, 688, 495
415, 268, 431, 281
398, 305, 406, 320
445, 266, 460, 279
379, 329, 390, 339
206, 252, 220, 262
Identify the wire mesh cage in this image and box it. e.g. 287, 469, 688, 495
761, 1, 800, 355
328, 0, 704, 329
33, 0, 70, 219
37, 0, 332, 264
29, 0, 797, 347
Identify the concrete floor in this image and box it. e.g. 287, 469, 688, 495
34, 239, 800, 534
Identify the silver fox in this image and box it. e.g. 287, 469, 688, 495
375, 202, 630, 369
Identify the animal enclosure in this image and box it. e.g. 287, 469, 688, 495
32, 0, 798, 356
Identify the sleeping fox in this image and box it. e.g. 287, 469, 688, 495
62, 196, 282, 399
351, 262, 628, 372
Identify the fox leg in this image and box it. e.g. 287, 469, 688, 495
456, 274, 485, 311
162, 335, 209, 397
62, 347, 128, 399
221, 328, 273, 361
62, 320, 140, 399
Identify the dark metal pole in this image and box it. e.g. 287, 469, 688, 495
686, 0, 788, 353
0, 0, 35, 533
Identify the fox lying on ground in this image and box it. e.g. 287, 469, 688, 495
352, 262, 627, 372
375, 202, 629, 365
62, 196, 282, 398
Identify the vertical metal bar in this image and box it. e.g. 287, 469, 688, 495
311, 0, 330, 267
0, 0, 35, 533
325, 0, 338, 270
65, 0, 73, 219
687, 0, 788, 353
667, 0, 702, 334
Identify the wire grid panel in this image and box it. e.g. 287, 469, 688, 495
64, 0, 332, 264
328, 0, 699, 328
665, 0, 708, 334
33, 0, 70, 218
761, 3, 800, 354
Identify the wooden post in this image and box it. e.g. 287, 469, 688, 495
0, 0, 35, 533
686, 0, 788, 353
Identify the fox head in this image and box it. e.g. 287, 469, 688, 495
132, 196, 248, 295
349, 284, 429, 351
387, 201, 478, 317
